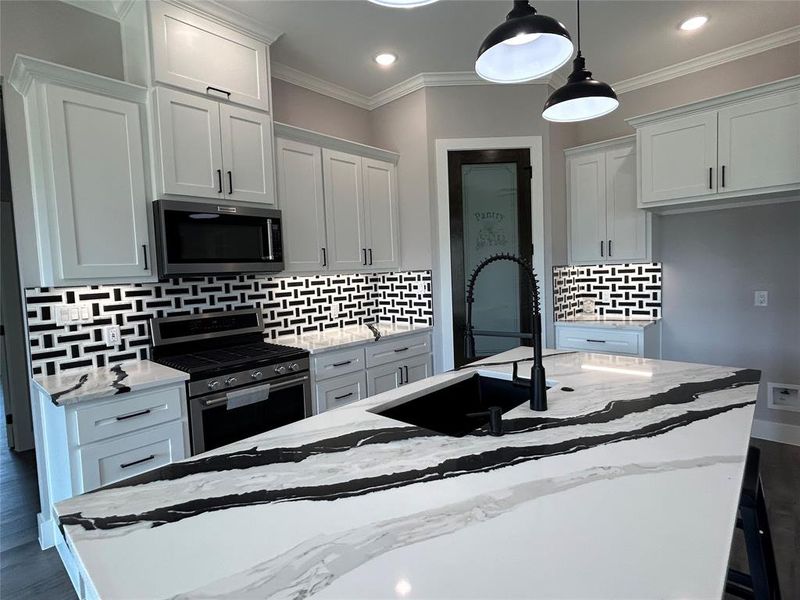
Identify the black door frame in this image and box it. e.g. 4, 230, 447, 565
447, 148, 533, 368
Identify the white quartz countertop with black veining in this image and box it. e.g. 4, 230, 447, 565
556, 314, 661, 329
33, 360, 189, 407
272, 322, 432, 354
55, 347, 758, 600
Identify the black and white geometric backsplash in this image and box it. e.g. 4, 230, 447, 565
26, 271, 433, 376
552, 263, 662, 321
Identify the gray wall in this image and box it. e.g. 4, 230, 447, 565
574, 45, 800, 426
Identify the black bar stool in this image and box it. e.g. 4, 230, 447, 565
726, 446, 782, 600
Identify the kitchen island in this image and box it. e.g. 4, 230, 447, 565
54, 347, 759, 599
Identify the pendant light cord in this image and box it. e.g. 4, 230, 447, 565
576, 0, 581, 54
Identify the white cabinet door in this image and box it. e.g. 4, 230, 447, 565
639, 111, 717, 204
276, 139, 327, 271
362, 158, 400, 270
403, 354, 433, 385
367, 361, 403, 397
605, 144, 647, 262
44, 86, 152, 280
315, 371, 367, 413
154, 88, 223, 199
220, 104, 276, 205
322, 149, 368, 271
718, 90, 800, 194
149, 2, 270, 111
568, 151, 606, 263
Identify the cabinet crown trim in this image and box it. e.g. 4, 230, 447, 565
9, 55, 147, 102
627, 75, 800, 127
274, 122, 400, 164
565, 135, 635, 156
161, 0, 283, 45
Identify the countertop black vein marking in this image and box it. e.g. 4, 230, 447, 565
50, 374, 89, 404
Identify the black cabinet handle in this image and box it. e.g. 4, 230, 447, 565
600, 240, 604, 257
368, 248, 373, 266
332, 360, 352, 367
709, 167, 713, 189
321, 247, 327, 267
142, 244, 148, 270
608, 240, 613, 257
206, 86, 231, 98
394, 346, 409, 353
586, 339, 607, 343
398, 367, 404, 384
227, 171, 233, 194
116, 408, 151, 421
333, 392, 354, 401
216, 169, 222, 193
721, 165, 726, 188
362, 248, 367, 265
120, 454, 155, 469
404, 365, 409, 382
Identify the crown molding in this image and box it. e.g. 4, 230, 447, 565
60, 0, 128, 21
271, 63, 372, 110
613, 25, 800, 95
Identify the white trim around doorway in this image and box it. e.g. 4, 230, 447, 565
432, 136, 548, 373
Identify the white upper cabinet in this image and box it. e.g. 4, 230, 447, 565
567, 137, 650, 265
362, 158, 400, 270
154, 87, 223, 199
147, 1, 270, 111
630, 77, 800, 212
219, 104, 276, 204
153, 88, 275, 204
9, 57, 154, 286
276, 139, 327, 271
323, 149, 368, 271
717, 90, 800, 194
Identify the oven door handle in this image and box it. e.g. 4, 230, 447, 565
202, 375, 310, 407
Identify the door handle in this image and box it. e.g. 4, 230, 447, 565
362, 248, 367, 265
321, 247, 327, 267
398, 367, 404, 385
216, 169, 222, 193
600, 240, 604, 257
116, 408, 151, 421
331, 360, 352, 367
227, 171, 233, 195
404, 365, 409, 383
608, 240, 612, 257
708, 167, 713, 190
142, 244, 148, 270
393, 347, 409, 353
368, 248, 373, 266
333, 392, 353, 401
721, 165, 726, 188
266, 218, 274, 261
120, 454, 155, 469
206, 86, 231, 99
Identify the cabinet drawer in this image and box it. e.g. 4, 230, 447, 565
73, 386, 184, 446
312, 347, 365, 381
315, 372, 367, 413
556, 327, 641, 356
366, 333, 431, 368
77, 420, 186, 492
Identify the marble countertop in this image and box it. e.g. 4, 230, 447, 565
557, 314, 661, 329
272, 322, 432, 354
55, 348, 758, 599
33, 360, 189, 407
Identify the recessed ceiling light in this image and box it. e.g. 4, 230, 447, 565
679, 15, 709, 31
374, 53, 397, 66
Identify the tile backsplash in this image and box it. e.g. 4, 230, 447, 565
553, 263, 662, 321
26, 270, 433, 376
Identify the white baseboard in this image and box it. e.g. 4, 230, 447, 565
751, 419, 800, 446
37, 512, 56, 549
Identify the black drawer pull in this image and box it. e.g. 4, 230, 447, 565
120, 454, 155, 469
394, 347, 409, 353
368, 248, 373, 266
721, 165, 726, 188
332, 360, 352, 367
142, 244, 148, 270
227, 170, 233, 194
116, 409, 151, 421
586, 339, 606, 343
404, 365, 409, 382
206, 86, 231, 98
362, 248, 367, 265
708, 167, 713, 189
600, 240, 604, 257
334, 392, 354, 400
608, 240, 612, 257
321, 247, 327, 267
216, 169, 222, 193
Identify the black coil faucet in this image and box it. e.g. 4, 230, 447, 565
465, 253, 547, 412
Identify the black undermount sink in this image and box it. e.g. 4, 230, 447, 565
372, 373, 536, 437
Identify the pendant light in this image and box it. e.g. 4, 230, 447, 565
476, 1, 573, 84
542, 0, 618, 122
368, 0, 438, 7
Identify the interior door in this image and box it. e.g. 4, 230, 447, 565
605, 144, 646, 262
640, 111, 718, 204
322, 149, 367, 271
45, 85, 151, 279
718, 90, 800, 194
219, 104, 276, 204
276, 138, 327, 271
362, 158, 400, 270
448, 148, 533, 367
155, 87, 223, 199
569, 151, 606, 263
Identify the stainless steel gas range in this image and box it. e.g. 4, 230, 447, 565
150, 309, 310, 455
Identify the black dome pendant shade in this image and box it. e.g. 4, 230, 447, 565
476, 1, 574, 84
542, 0, 618, 122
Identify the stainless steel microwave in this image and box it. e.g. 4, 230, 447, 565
153, 200, 284, 277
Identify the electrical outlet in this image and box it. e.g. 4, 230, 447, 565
103, 325, 121, 347
414, 282, 427, 294
330, 304, 341, 319
754, 291, 768, 307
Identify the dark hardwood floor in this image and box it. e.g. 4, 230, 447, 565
0, 390, 797, 598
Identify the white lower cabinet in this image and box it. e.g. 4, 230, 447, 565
555, 324, 661, 358
315, 372, 367, 413
366, 362, 405, 396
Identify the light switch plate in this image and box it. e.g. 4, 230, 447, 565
754, 291, 768, 307
55, 303, 93, 325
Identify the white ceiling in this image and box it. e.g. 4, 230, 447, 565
219, 0, 800, 97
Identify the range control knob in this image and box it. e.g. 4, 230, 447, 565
224, 376, 238, 387
207, 380, 221, 391
251, 370, 263, 380
288, 363, 300, 372
274, 365, 287, 375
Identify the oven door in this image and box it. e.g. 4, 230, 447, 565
189, 374, 310, 455
154, 199, 283, 276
